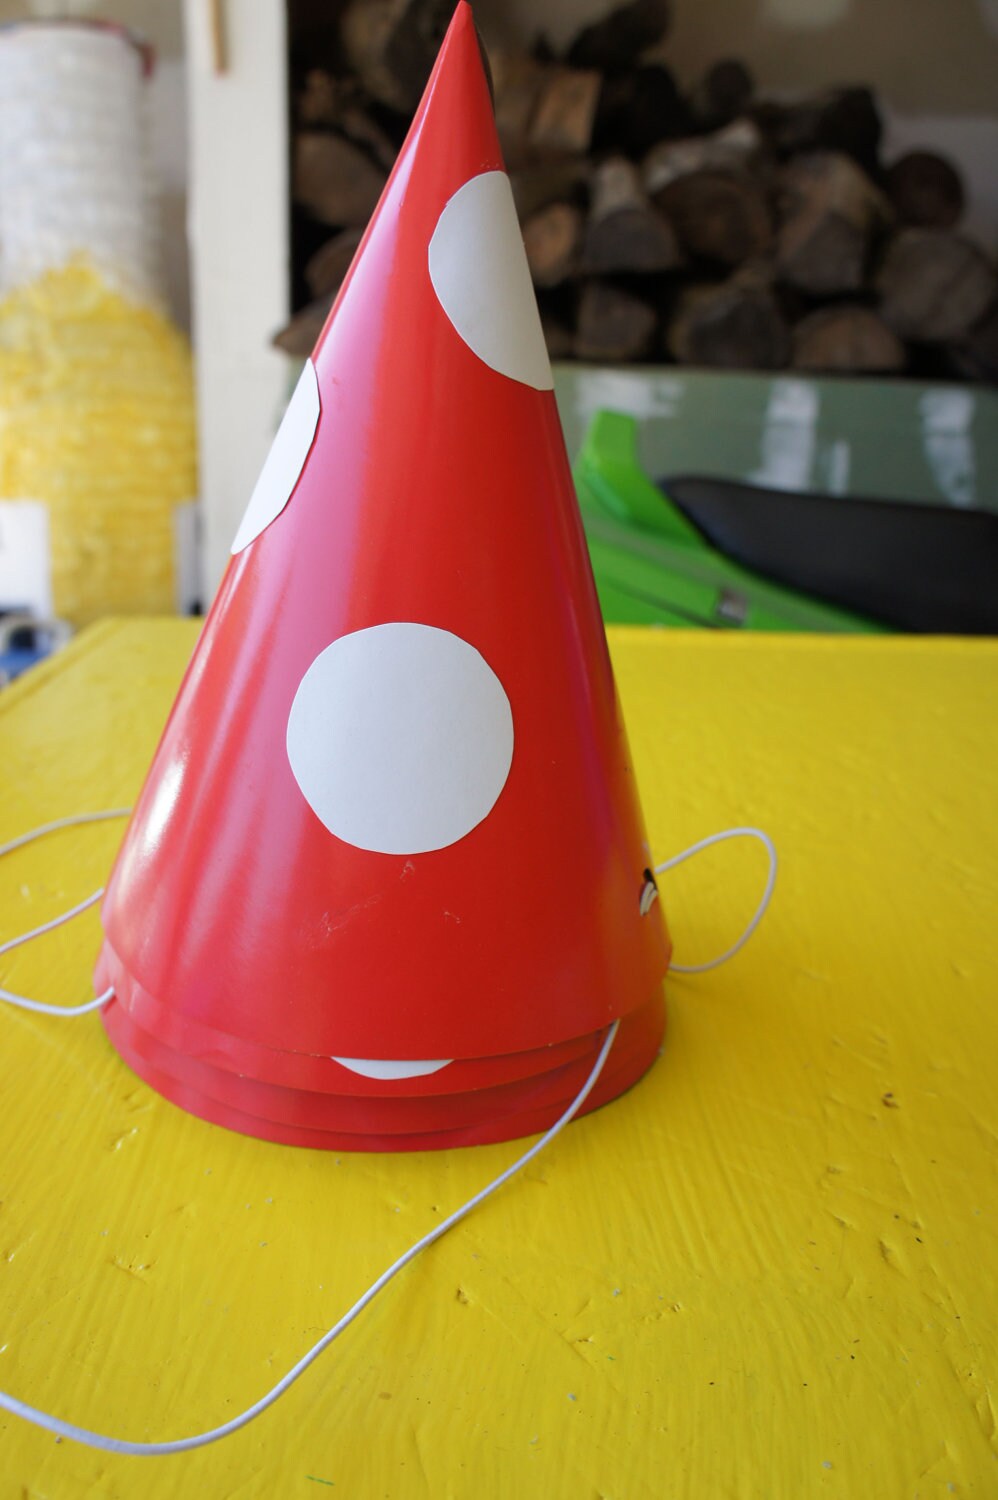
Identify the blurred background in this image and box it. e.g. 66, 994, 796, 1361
0, 0, 996, 652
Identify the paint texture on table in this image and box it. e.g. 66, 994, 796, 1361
0, 620, 995, 1498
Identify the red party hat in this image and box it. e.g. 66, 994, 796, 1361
96, 2, 671, 1149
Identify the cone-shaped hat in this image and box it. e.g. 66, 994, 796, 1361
96, 3, 670, 1146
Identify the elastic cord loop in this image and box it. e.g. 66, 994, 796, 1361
655, 826, 777, 974
0, 809, 131, 859
0, 886, 113, 1014
0, 811, 129, 1015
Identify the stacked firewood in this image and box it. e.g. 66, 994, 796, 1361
279, 0, 998, 380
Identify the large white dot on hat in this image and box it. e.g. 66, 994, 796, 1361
231, 360, 321, 554
428, 170, 554, 391
287, 623, 514, 856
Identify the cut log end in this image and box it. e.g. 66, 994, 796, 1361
877, 229, 998, 343
576, 282, 658, 362
582, 207, 681, 275
523, 202, 584, 287
529, 67, 603, 158
886, 151, 965, 230
656, 169, 773, 268
294, 132, 387, 228
776, 152, 892, 296
668, 278, 790, 369
582, 156, 681, 276
792, 305, 906, 373
340, 0, 453, 113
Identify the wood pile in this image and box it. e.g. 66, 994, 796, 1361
279, 0, 997, 381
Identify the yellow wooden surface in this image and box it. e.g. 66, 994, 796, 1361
0, 620, 995, 1498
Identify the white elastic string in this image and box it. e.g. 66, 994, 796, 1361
0, 808, 131, 859
0, 886, 105, 958
0, 811, 130, 1016
0, 888, 113, 1013
0, 982, 113, 1018
655, 826, 777, 974
0, 1019, 620, 1457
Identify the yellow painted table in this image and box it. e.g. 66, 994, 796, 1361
0, 620, 995, 1498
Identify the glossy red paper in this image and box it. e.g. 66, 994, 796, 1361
96, 945, 613, 1096
102, 990, 665, 1149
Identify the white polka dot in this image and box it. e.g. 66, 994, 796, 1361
286, 623, 514, 855
231, 360, 320, 554
332, 1057, 452, 1080
428, 171, 553, 391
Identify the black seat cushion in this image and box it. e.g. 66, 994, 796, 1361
662, 476, 998, 634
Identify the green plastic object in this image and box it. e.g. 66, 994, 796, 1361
574, 409, 883, 632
